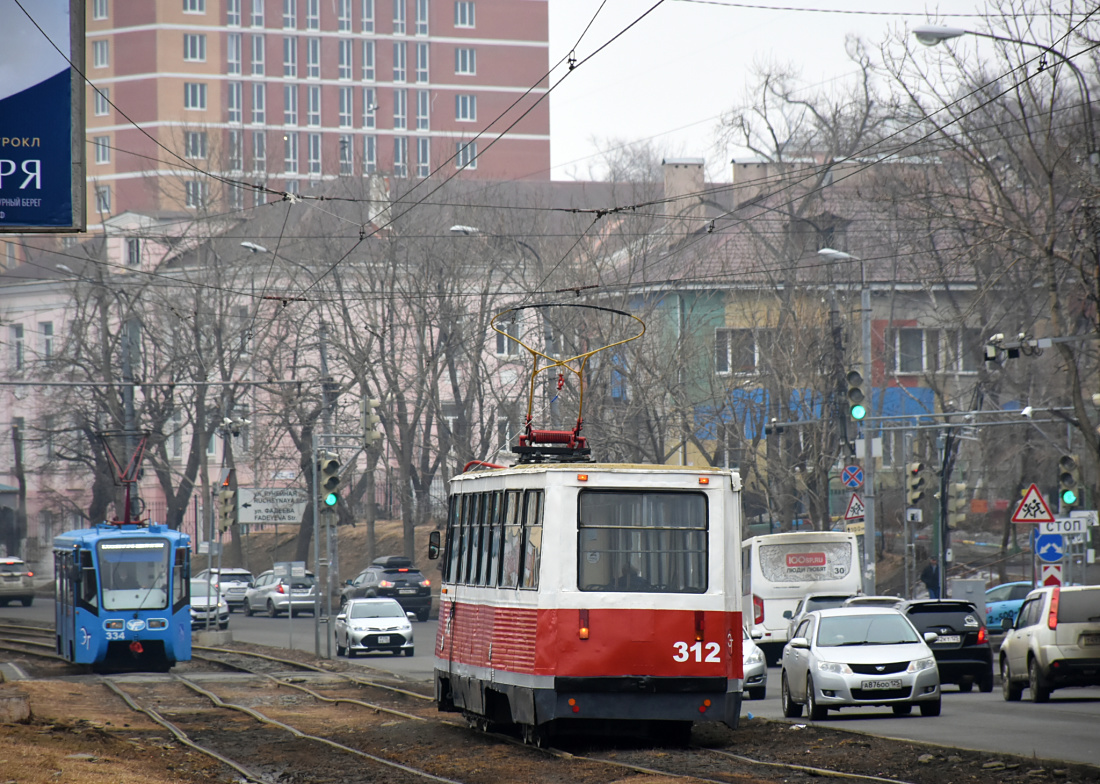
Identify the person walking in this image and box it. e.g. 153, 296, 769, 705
920, 557, 940, 599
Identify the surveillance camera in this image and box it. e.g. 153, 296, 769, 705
1020, 406, 1033, 419
989, 333, 1005, 343
240, 241, 268, 253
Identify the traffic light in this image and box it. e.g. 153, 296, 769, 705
906, 462, 926, 506
360, 397, 382, 447
947, 482, 968, 529
846, 369, 867, 421
1059, 454, 1081, 508
318, 451, 342, 508
218, 485, 237, 532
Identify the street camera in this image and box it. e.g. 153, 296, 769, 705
1020, 406, 1033, 419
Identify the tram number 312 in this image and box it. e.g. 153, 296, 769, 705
672, 641, 722, 662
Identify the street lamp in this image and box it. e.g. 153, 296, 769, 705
818, 247, 876, 593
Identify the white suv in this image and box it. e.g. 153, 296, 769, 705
0, 558, 35, 607
1000, 585, 1100, 702
194, 567, 255, 612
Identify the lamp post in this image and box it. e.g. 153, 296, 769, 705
818, 247, 876, 593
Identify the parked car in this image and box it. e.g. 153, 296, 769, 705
189, 579, 229, 630
0, 557, 35, 607
243, 569, 318, 617
785, 592, 858, 641
334, 597, 415, 657
194, 567, 254, 612
842, 595, 903, 609
743, 627, 768, 700
984, 581, 1033, 628
897, 599, 994, 692
1000, 585, 1100, 702
339, 556, 432, 621
780, 607, 941, 719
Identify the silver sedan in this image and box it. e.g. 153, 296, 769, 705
334, 597, 414, 657
780, 607, 941, 719
743, 627, 768, 700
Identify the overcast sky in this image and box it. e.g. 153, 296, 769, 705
545, 0, 987, 181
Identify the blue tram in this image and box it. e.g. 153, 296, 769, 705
53, 523, 192, 672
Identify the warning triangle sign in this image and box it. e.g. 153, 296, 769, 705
844, 493, 866, 520
1011, 484, 1056, 524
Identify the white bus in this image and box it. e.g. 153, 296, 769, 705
741, 531, 861, 664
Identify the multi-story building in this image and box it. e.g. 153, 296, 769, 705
84, 0, 550, 229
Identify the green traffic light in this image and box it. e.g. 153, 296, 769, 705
324, 492, 339, 507
1061, 488, 1078, 505
851, 404, 867, 421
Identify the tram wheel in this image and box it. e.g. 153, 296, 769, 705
521, 723, 549, 748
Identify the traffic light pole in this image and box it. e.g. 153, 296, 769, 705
860, 282, 876, 595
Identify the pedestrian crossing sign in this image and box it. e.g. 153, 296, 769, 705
1011, 484, 1055, 524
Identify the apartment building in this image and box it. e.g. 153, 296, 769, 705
84, 0, 550, 228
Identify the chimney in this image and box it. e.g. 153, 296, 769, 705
662, 158, 706, 242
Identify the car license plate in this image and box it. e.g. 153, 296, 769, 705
377, 635, 390, 643
398, 588, 416, 595
936, 634, 961, 644
1082, 634, 1100, 646
861, 679, 902, 690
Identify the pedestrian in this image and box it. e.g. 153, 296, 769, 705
920, 557, 940, 599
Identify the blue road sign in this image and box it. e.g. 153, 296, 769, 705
1034, 533, 1064, 563
841, 465, 864, 489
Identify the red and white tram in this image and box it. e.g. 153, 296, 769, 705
427, 461, 745, 741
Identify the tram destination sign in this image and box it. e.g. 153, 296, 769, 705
238, 487, 308, 524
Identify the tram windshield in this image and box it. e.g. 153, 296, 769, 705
98, 539, 170, 610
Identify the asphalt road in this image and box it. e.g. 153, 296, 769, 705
5, 600, 1099, 767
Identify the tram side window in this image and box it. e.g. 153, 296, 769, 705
173, 547, 189, 614
500, 489, 524, 588
484, 490, 503, 586
79, 550, 98, 609
467, 493, 485, 584
444, 495, 461, 582
577, 490, 708, 593
520, 490, 542, 590
456, 494, 472, 583
54, 550, 71, 605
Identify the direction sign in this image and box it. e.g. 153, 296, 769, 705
1011, 484, 1056, 524
1040, 563, 1063, 587
238, 487, 309, 524
841, 465, 864, 489
1034, 533, 1064, 563
844, 493, 866, 520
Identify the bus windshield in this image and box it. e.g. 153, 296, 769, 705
98, 539, 170, 610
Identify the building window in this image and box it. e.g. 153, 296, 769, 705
124, 237, 142, 266
306, 0, 320, 29
339, 39, 353, 79
339, 134, 353, 174
417, 136, 430, 177
307, 85, 321, 125
888, 327, 927, 374
184, 0, 205, 12
228, 129, 243, 171
715, 328, 758, 375
251, 34, 265, 74
393, 88, 407, 129
251, 82, 266, 123
361, 40, 375, 80
282, 0, 297, 28
308, 132, 321, 175
10, 326, 24, 372
184, 131, 207, 159
186, 180, 209, 208
339, 87, 353, 127
455, 140, 476, 169
393, 42, 406, 82
284, 131, 299, 173
283, 36, 297, 76
307, 37, 320, 78
455, 47, 475, 74
939, 328, 983, 373
39, 322, 53, 360
455, 94, 475, 121
495, 318, 518, 355
252, 130, 266, 172
184, 82, 207, 110
93, 0, 108, 20
415, 42, 429, 82
361, 0, 374, 31
363, 135, 376, 173
394, 136, 408, 177
228, 33, 242, 74
285, 178, 300, 195
94, 88, 110, 116
253, 179, 266, 205
227, 0, 241, 25
229, 183, 245, 210
284, 84, 298, 124
228, 81, 242, 122
416, 89, 429, 129
338, 0, 352, 31
415, 0, 428, 34
363, 87, 376, 127
95, 185, 111, 213
93, 39, 109, 68
250, 0, 264, 26
455, 1, 474, 27
393, 0, 406, 34
183, 33, 207, 61
171, 410, 183, 460
93, 135, 110, 164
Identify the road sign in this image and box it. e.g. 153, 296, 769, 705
238, 487, 309, 524
1011, 484, 1055, 523
1042, 518, 1091, 535
1040, 563, 1063, 587
846, 521, 865, 535
844, 493, 866, 520
841, 465, 864, 489
1034, 533, 1064, 563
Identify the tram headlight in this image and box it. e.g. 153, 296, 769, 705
148, 619, 168, 629
104, 620, 124, 630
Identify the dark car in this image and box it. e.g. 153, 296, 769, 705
898, 599, 994, 692
340, 556, 432, 621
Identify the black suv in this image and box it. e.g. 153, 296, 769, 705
340, 556, 432, 621
898, 599, 994, 692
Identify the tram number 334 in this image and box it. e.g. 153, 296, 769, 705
672, 641, 722, 663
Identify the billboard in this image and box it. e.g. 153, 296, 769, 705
0, 0, 85, 233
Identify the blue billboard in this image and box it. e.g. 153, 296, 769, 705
0, 0, 84, 232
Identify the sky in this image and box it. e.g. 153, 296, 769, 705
545, 0, 984, 181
